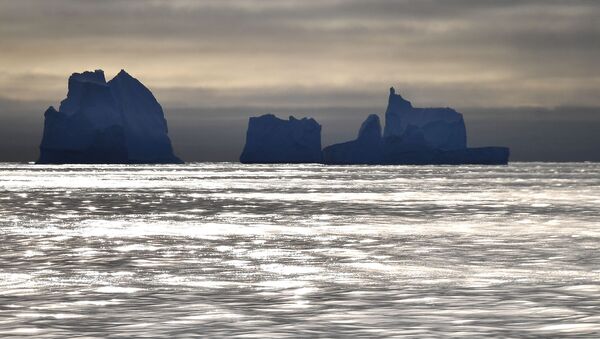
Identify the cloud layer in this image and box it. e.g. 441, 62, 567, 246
0, 0, 598, 107
0, 1, 599, 162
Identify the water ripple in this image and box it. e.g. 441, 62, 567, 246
0, 163, 599, 337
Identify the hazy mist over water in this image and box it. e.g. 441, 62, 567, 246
2, 103, 600, 163
1, 163, 599, 337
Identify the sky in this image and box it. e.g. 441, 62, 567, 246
0, 0, 599, 162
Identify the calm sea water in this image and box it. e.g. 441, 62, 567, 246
0, 163, 599, 338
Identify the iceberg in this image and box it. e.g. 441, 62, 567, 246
383, 87, 466, 150
322, 87, 509, 165
37, 70, 182, 164
240, 114, 322, 163
323, 114, 383, 164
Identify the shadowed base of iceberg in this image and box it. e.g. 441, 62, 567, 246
37, 122, 183, 164
324, 145, 509, 165
322, 140, 383, 165
382, 146, 510, 165
37, 152, 183, 164
36, 154, 183, 165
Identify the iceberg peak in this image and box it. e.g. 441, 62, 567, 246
114, 69, 134, 81
387, 86, 412, 110
357, 114, 382, 142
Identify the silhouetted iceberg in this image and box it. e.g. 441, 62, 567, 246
322, 87, 509, 165
240, 114, 322, 163
37, 70, 182, 164
384, 87, 466, 150
323, 114, 383, 164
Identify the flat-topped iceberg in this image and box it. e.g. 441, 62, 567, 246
37, 70, 182, 164
322, 87, 509, 165
240, 114, 322, 163
384, 87, 466, 151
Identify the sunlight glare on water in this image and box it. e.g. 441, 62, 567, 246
0, 163, 599, 337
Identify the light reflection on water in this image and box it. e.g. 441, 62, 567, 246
0, 163, 599, 337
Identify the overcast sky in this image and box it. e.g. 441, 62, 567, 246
0, 0, 599, 162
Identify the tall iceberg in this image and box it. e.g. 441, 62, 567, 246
322, 87, 509, 165
383, 87, 466, 151
240, 114, 322, 163
37, 70, 182, 164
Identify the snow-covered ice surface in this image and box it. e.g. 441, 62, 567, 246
0, 162, 599, 337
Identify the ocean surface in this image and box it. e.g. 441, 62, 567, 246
0, 163, 599, 338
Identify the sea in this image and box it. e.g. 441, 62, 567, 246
0, 162, 599, 338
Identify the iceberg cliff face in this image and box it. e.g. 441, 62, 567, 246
383, 87, 466, 151
240, 114, 322, 163
322, 87, 509, 165
37, 70, 182, 164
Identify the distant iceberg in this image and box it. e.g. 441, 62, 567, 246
383, 87, 467, 150
324, 87, 509, 165
323, 114, 383, 165
240, 114, 322, 163
37, 70, 182, 164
